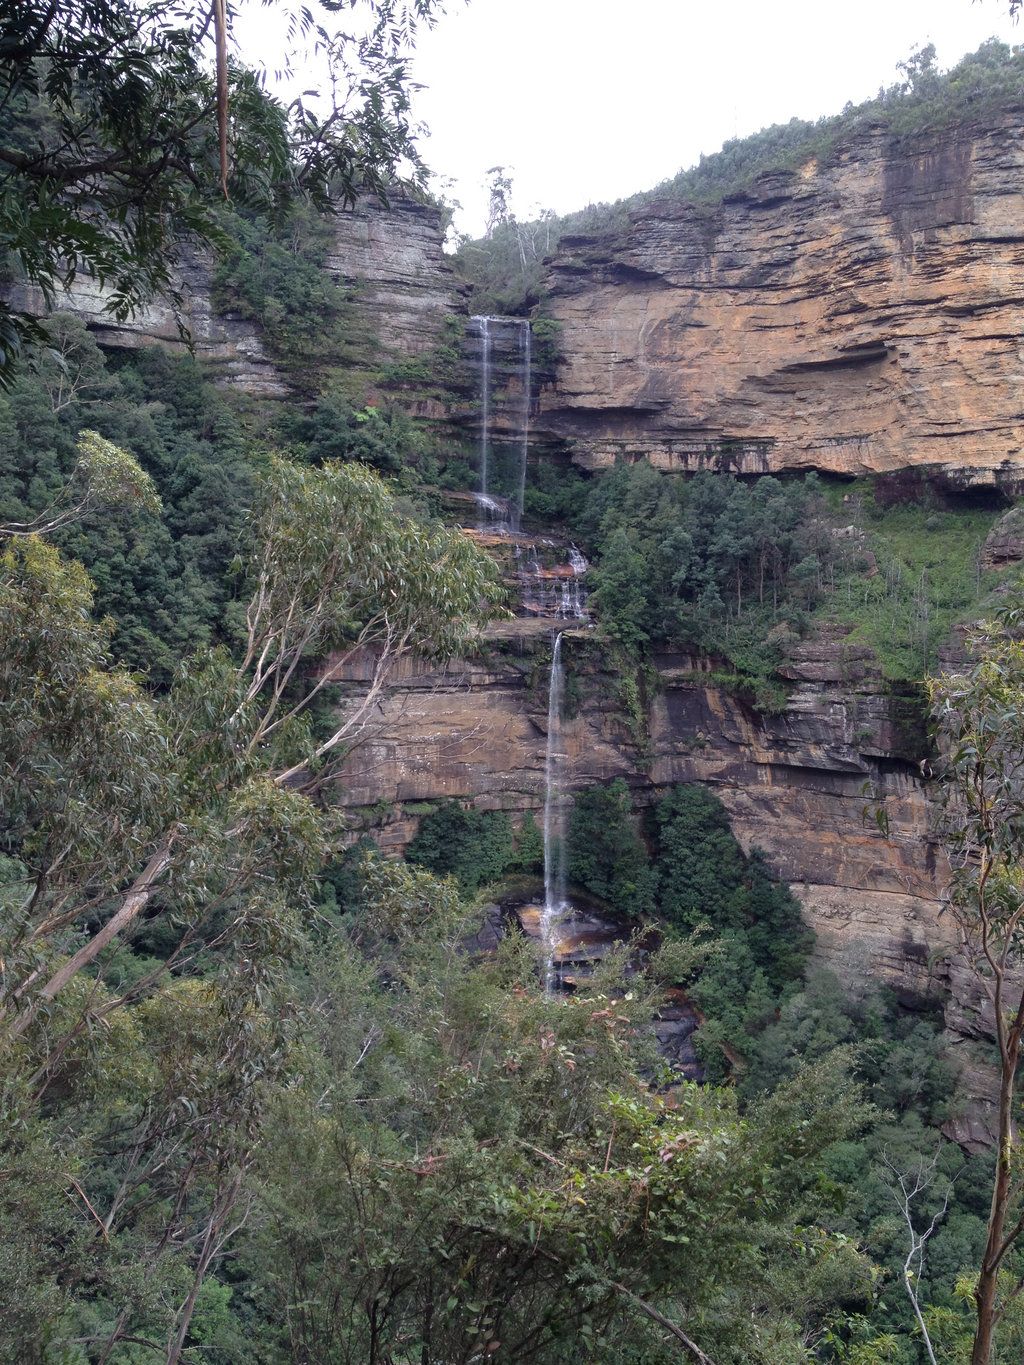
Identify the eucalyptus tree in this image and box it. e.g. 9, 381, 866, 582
0, 428, 161, 536
929, 597, 1024, 1365
0, 454, 496, 1356
0, 455, 496, 1040
0, 0, 443, 381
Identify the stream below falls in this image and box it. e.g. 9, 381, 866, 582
466, 885, 703, 1084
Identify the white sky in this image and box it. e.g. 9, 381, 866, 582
406, 0, 1022, 237
232, 1, 1022, 239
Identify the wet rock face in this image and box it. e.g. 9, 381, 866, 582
333, 632, 940, 987
536, 117, 1024, 489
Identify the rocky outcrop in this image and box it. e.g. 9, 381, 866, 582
327, 197, 469, 361
332, 624, 1006, 1140
982, 504, 1024, 568
537, 115, 1024, 489
6, 249, 290, 398
4, 195, 464, 397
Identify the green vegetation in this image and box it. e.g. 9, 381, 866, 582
212, 206, 376, 388
396, 774, 1000, 1362
0, 306, 465, 687
275, 389, 432, 475
562, 778, 812, 1076
0, 0, 444, 382
405, 800, 516, 895
817, 485, 1001, 682
1, 340, 1016, 1361
568, 460, 1009, 709
405, 802, 548, 896
574, 461, 841, 709
0, 316, 259, 684
567, 777, 655, 916
649, 784, 812, 1072
4, 848, 876, 1364
458, 40, 1024, 311
926, 595, 1024, 1363
6, 18, 1024, 1360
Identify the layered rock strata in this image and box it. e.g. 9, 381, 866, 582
4, 196, 464, 396
5, 246, 289, 397
331, 625, 999, 1143
537, 115, 1024, 488
326, 196, 468, 361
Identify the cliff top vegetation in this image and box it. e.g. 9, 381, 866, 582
460, 37, 1024, 313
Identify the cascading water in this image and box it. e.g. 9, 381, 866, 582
478, 316, 492, 499
515, 318, 531, 532
541, 632, 568, 990
470, 315, 531, 533
516, 543, 589, 618
558, 546, 589, 619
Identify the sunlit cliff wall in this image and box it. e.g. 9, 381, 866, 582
536, 115, 1024, 492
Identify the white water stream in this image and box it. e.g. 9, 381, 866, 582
541, 631, 568, 989
478, 315, 492, 498
515, 318, 531, 531
471, 315, 531, 530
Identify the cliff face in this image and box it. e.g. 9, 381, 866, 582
337, 629, 938, 984
331, 625, 998, 1143
326, 196, 469, 361
537, 116, 1024, 488
6, 246, 290, 397
4, 196, 465, 397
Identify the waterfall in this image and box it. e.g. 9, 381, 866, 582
471, 315, 531, 527
516, 544, 589, 619
478, 316, 492, 498
557, 546, 589, 619
515, 319, 531, 532
541, 632, 568, 989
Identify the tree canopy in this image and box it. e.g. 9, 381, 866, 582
0, 454, 497, 1043
0, 0, 441, 380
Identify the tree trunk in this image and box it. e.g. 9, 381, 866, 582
972, 1025, 1021, 1365
166, 1172, 244, 1365
6, 835, 174, 1039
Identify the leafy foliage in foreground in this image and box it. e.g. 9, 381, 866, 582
0, 312, 454, 686
0, 440, 1009, 1363
1, 839, 878, 1363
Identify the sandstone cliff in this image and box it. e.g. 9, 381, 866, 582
4, 195, 465, 398
536, 115, 1024, 489
329, 624, 998, 1145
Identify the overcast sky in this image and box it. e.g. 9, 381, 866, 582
406, 0, 1021, 237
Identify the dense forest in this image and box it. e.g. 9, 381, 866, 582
5, 12, 1024, 1365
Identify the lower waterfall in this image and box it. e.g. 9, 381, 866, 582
541, 631, 568, 989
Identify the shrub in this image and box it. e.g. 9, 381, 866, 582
405, 801, 514, 896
